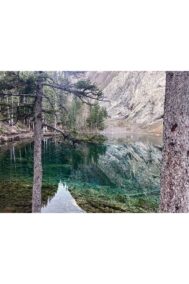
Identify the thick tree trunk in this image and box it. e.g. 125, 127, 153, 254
160, 71, 189, 212
32, 82, 43, 213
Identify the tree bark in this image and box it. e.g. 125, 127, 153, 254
160, 71, 189, 212
32, 81, 43, 213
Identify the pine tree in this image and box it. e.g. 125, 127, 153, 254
86, 103, 107, 130
0, 71, 105, 212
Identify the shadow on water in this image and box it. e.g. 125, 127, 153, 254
0, 133, 162, 212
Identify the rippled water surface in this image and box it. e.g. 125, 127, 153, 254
0, 133, 162, 212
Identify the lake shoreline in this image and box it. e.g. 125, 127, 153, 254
0, 131, 62, 145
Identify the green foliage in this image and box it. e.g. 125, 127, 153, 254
68, 98, 82, 129
59, 97, 82, 130
0, 71, 36, 94
86, 103, 108, 130
0, 71, 106, 133
75, 80, 99, 92
74, 80, 103, 98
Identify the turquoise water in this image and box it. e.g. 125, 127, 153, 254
0, 134, 162, 212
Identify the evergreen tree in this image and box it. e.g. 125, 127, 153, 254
86, 103, 108, 130
0, 71, 105, 212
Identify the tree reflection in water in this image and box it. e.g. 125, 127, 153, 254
0, 135, 162, 212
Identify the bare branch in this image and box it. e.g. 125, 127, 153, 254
42, 81, 108, 107
42, 124, 85, 145
42, 123, 69, 140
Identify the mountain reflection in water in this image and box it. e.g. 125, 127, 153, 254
41, 181, 84, 213
0, 133, 162, 212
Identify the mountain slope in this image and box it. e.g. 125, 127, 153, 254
86, 71, 165, 127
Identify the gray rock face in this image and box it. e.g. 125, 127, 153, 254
97, 142, 162, 195
86, 71, 165, 125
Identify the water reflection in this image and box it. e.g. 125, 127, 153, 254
41, 181, 84, 213
0, 134, 162, 212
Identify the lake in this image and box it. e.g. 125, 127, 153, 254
0, 133, 162, 213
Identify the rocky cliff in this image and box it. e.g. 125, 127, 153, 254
97, 141, 161, 195
86, 71, 165, 129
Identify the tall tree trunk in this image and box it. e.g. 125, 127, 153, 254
160, 71, 189, 212
32, 81, 43, 213
54, 93, 57, 129
7, 96, 10, 125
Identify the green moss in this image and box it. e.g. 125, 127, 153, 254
69, 184, 159, 213
0, 180, 57, 213
72, 133, 107, 144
